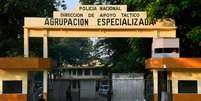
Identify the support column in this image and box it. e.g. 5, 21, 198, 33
153, 70, 158, 94
198, 80, 201, 94
172, 80, 178, 94
43, 70, 48, 100
43, 33, 48, 58
153, 70, 158, 101
24, 28, 29, 57
90, 69, 93, 76
82, 70, 85, 76
0, 79, 2, 94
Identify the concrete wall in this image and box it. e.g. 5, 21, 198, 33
0, 70, 27, 94
0, 69, 27, 101
153, 71, 201, 101
171, 71, 201, 94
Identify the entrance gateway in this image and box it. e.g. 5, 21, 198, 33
23, 4, 177, 101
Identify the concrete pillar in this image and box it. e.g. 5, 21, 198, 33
24, 28, 29, 57
172, 80, 178, 94
23, 72, 28, 94
82, 70, 85, 76
90, 69, 93, 76
43, 33, 48, 58
198, 80, 201, 94
0, 79, 2, 94
43, 70, 48, 99
153, 70, 158, 94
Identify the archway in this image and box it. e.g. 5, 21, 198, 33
24, 5, 176, 101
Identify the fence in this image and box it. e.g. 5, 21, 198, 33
48, 79, 154, 101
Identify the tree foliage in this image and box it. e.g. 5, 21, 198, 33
0, 0, 56, 56
81, 0, 201, 73
142, 0, 201, 57
49, 38, 93, 66
0, 0, 93, 65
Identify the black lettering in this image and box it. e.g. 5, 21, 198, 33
59, 18, 63, 25
50, 18, 54, 25
44, 18, 49, 25
111, 18, 115, 26
134, 18, 138, 25
55, 18, 59, 25
64, 18, 68, 25
139, 18, 144, 25
68, 19, 72, 25
149, 20, 156, 26
122, 19, 127, 25
115, 19, 119, 25
73, 19, 77, 25
144, 19, 148, 25
106, 19, 110, 26
84, 19, 88, 26
97, 19, 101, 26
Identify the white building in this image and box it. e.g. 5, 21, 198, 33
60, 64, 106, 99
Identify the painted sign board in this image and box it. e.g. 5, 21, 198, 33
24, 5, 169, 29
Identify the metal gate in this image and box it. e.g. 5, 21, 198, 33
48, 75, 153, 101
112, 79, 145, 101
48, 79, 80, 101
111, 73, 153, 101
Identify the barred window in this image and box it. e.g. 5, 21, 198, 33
178, 80, 197, 93
155, 48, 179, 53
3, 80, 22, 94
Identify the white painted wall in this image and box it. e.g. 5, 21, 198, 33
152, 38, 179, 58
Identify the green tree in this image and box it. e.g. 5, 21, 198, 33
144, 0, 201, 57
81, 0, 201, 73
49, 38, 93, 66
0, 0, 56, 57
0, 0, 70, 57
81, 0, 152, 73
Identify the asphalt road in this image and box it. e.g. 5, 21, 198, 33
80, 95, 107, 101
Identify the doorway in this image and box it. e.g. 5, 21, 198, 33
158, 71, 172, 101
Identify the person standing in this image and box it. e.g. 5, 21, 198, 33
161, 84, 168, 101
38, 94, 45, 101
66, 86, 72, 101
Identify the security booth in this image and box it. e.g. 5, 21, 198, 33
0, 58, 54, 101
146, 58, 201, 101
146, 38, 201, 101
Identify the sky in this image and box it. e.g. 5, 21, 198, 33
65, 0, 80, 11
62, 0, 98, 43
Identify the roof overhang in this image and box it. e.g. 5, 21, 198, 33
0, 57, 55, 70
146, 58, 201, 70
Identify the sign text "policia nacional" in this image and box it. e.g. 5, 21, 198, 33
44, 5, 156, 27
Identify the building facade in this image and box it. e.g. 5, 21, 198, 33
146, 38, 201, 101
0, 58, 54, 101
59, 64, 105, 99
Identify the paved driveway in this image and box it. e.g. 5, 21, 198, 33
80, 95, 107, 101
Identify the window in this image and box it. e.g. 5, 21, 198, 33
85, 69, 90, 75
3, 80, 22, 94
72, 70, 76, 75
77, 70, 82, 76
93, 70, 101, 75
155, 48, 179, 53
178, 80, 197, 93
